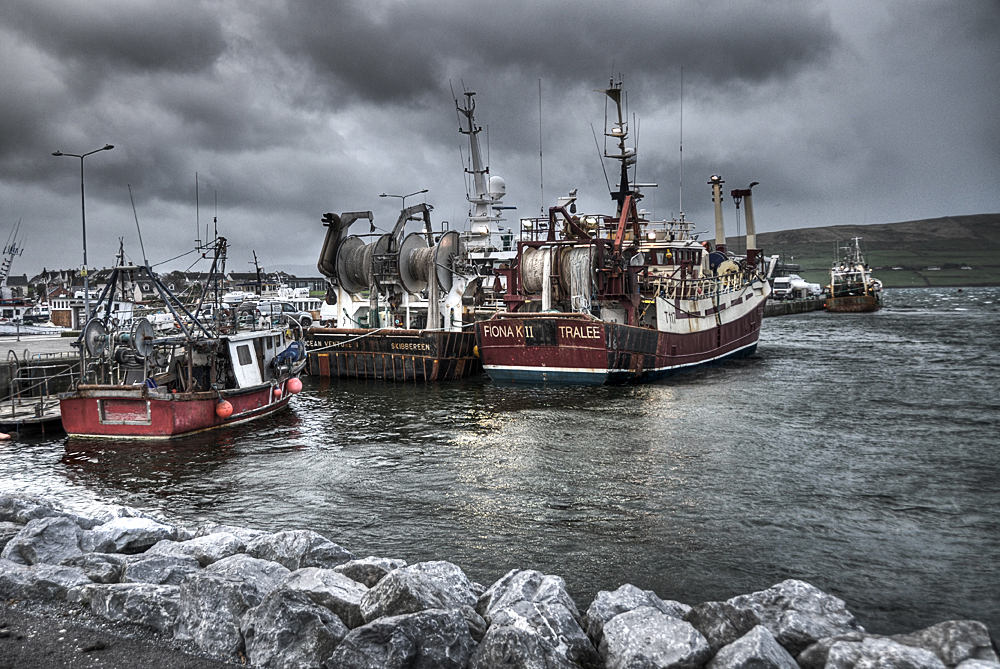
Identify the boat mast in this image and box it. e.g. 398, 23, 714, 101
600, 80, 636, 216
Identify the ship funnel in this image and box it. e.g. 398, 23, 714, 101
709, 175, 726, 253
730, 182, 760, 266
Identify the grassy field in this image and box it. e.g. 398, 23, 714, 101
726, 213, 1000, 288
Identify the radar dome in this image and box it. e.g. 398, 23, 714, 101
488, 176, 506, 200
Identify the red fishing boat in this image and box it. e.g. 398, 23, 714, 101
475, 81, 774, 385
59, 239, 307, 438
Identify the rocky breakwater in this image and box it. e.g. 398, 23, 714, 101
1, 493, 998, 669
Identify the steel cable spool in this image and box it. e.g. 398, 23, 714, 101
433, 230, 459, 293
521, 247, 551, 294
336, 235, 375, 293
399, 233, 431, 293
560, 246, 597, 311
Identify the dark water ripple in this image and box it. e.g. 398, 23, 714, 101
2, 287, 998, 635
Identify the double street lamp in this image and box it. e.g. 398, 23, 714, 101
379, 188, 428, 210
52, 144, 114, 325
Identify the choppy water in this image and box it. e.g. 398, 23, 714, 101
3, 287, 998, 635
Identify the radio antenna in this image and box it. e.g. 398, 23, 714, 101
538, 78, 544, 216
679, 67, 684, 217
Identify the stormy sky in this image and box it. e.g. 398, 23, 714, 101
1, 0, 998, 278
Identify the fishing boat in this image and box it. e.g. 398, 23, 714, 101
825, 237, 882, 313
308, 89, 512, 381
59, 239, 307, 438
474, 80, 775, 385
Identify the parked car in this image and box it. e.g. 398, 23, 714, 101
255, 300, 313, 327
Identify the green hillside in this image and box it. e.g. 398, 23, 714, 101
725, 214, 1000, 288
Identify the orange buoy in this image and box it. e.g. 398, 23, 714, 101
215, 400, 233, 419
0, 433, 11, 441
287, 377, 303, 394
273, 387, 282, 398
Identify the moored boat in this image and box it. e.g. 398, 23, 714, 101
59, 239, 306, 439
475, 81, 774, 385
825, 237, 882, 313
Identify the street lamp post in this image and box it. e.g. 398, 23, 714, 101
52, 144, 114, 327
379, 188, 428, 211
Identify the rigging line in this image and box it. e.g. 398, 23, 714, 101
592, 124, 612, 194
127, 185, 148, 267
151, 248, 197, 268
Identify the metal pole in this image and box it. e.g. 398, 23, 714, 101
80, 154, 90, 325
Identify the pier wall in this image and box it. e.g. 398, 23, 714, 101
764, 297, 825, 318
1, 493, 996, 669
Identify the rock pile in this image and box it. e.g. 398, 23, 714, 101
1, 493, 997, 669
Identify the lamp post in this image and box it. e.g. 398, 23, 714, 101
52, 144, 114, 327
379, 188, 428, 211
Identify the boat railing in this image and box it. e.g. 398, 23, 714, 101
649, 269, 758, 301
5, 357, 77, 417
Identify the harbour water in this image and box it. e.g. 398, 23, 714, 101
2, 287, 998, 635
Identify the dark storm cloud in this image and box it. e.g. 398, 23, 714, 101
272, 0, 838, 104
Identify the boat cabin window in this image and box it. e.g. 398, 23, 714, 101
274, 335, 281, 348
237, 344, 253, 366
265, 337, 273, 350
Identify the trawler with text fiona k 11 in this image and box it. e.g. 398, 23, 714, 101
474, 80, 776, 385
58, 238, 307, 438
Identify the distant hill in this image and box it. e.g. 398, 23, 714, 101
727, 214, 1000, 288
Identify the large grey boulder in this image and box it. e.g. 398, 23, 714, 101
0, 517, 84, 565
797, 632, 870, 669
956, 661, 1000, 669
60, 552, 127, 584
122, 554, 201, 586
174, 554, 291, 658
195, 523, 267, 543
0, 558, 32, 597
0, 521, 23, 552
477, 569, 598, 669
145, 532, 245, 566
324, 608, 475, 669
708, 625, 799, 669
334, 556, 407, 588
685, 601, 762, 654
726, 579, 864, 655
827, 637, 946, 669
246, 530, 354, 571
600, 606, 711, 669
892, 621, 1000, 666
242, 588, 349, 669
82, 516, 177, 554
90, 583, 180, 634
283, 567, 369, 628
585, 583, 690, 645
361, 560, 477, 623
471, 623, 580, 669
26, 563, 92, 600
0, 494, 102, 529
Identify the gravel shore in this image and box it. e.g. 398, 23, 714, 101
0, 599, 235, 669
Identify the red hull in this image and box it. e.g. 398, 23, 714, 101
476, 304, 765, 385
60, 381, 292, 439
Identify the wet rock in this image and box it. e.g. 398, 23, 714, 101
471, 624, 580, 669
90, 583, 180, 634
60, 552, 127, 584
600, 606, 711, 669
956, 661, 1000, 669
195, 523, 268, 543
27, 563, 91, 600
325, 608, 475, 669
684, 601, 762, 654
797, 632, 870, 669
0, 517, 84, 565
726, 579, 864, 655
460, 604, 488, 643
585, 583, 690, 645
708, 625, 799, 669
0, 521, 23, 552
145, 532, 245, 566
246, 529, 354, 571
334, 556, 407, 588
0, 494, 102, 529
122, 554, 201, 586
242, 588, 349, 669
477, 569, 598, 669
82, 516, 177, 554
0, 558, 31, 597
283, 566, 368, 628
826, 636, 946, 669
174, 554, 290, 658
361, 560, 477, 623
892, 621, 1000, 666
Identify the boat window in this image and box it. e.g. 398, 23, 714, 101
237, 344, 253, 366
265, 337, 273, 350
274, 335, 280, 348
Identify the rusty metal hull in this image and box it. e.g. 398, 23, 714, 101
59, 381, 293, 439
306, 328, 481, 381
476, 305, 765, 385
825, 295, 880, 312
